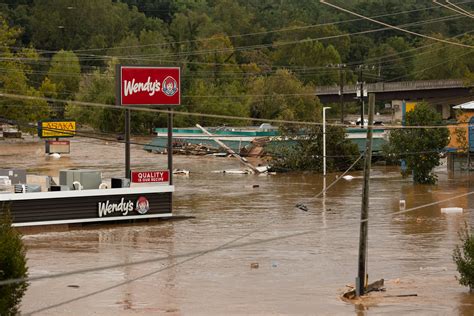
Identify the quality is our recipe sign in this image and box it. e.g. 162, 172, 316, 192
120, 66, 180, 106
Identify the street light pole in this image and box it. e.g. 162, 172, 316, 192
323, 106, 331, 194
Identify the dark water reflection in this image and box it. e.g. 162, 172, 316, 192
1, 138, 473, 315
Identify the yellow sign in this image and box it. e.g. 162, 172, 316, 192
39, 121, 76, 138
406, 102, 417, 113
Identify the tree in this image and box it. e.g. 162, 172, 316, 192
0, 18, 50, 126
413, 36, 474, 80
272, 40, 342, 85
29, 0, 147, 51
453, 223, 474, 292
184, 78, 251, 127
269, 125, 361, 172
384, 103, 450, 184
248, 69, 321, 121
47, 50, 81, 97
0, 206, 29, 315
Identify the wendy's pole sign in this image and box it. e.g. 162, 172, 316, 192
120, 66, 181, 106
116, 65, 180, 185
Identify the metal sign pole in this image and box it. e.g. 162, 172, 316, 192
125, 109, 131, 179
167, 107, 173, 185
115, 64, 131, 179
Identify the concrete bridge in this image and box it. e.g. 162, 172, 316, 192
316, 79, 472, 103
315, 79, 473, 120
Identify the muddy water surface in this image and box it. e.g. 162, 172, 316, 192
1, 138, 474, 315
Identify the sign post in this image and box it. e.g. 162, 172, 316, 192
116, 65, 180, 185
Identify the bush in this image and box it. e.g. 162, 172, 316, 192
453, 223, 474, 292
0, 205, 29, 315
383, 103, 449, 184
268, 125, 362, 172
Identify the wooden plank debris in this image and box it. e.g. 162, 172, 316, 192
196, 124, 261, 173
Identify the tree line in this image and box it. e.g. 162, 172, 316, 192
0, 0, 472, 133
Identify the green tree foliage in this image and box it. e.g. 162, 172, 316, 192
185, 78, 251, 127
0, 17, 49, 126
272, 41, 341, 85
453, 223, 474, 292
47, 50, 81, 97
1, 0, 474, 133
248, 69, 321, 121
29, 0, 148, 51
0, 206, 29, 315
66, 63, 116, 132
413, 37, 474, 80
367, 37, 414, 81
269, 125, 361, 172
383, 103, 450, 184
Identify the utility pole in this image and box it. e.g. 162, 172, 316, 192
356, 93, 375, 297
323, 107, 331, 194
357, 66, 365, 129
339, 64, 345, 124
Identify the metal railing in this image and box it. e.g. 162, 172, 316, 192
315, 79, 468, 95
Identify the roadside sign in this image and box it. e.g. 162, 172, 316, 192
45, 140, 70, 154
38, 120, 76, 138
131, 170, 170, 183
120, 66, 180, 106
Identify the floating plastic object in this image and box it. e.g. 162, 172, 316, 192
342, 175, 354, 181
49, 153, 61, 159
441, 207, 463, 214
399, 200, 406, 210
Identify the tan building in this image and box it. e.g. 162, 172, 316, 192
448, 101, 474, 152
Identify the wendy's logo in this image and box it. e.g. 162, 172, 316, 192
135, 196, 150, 215
162, 76, 178, 97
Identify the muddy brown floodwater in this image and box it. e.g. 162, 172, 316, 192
1, 137, 474, 315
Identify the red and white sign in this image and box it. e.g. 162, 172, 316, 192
120, 66, 180, 105
131, 170, 169, 183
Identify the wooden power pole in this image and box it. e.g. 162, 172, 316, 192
339, 65, 345, 124
356, 93, 375, 296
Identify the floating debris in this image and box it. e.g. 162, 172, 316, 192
173, 169, 190, 176
399, 200, 406, 210
295, 203, 308, 212
441, 207, 462, 214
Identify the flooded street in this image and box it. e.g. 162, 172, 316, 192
2, 137, 474, 315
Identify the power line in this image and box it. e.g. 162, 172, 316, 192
20, 149, 367, 314
446, 0, 474, 17
21, 1, 473, 55
320, 1, 474, 49
1, 91, 472, 130
434, 0, 474, 18
2, 13, 467, 65
18, 185, 474, 314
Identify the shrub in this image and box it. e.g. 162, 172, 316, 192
268, 125, 362, 172
453, 223, 474, 292
0, 205, 29, 315
383, 103, 449, 184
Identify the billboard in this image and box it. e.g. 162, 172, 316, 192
38, 120, 76, 138
120, 66, 180, 106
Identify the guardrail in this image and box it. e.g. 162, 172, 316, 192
315, 79, 468, 95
